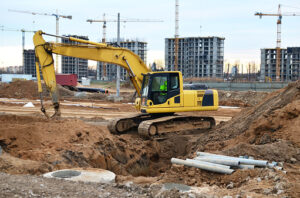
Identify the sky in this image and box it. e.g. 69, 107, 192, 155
0, 0, 300, 70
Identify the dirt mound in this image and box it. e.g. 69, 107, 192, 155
0, 80, 39, 99
194, 81, 300, 160
57, 84, 75, 97
218, 90, 269, 107
0, 153, 51, 175
0, 80, 74, 99
0, 114, 187, 177
159, 81, 300, 197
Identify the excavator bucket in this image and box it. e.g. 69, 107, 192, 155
33, 31, 60, 118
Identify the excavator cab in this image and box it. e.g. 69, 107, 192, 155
139, 72, 181, 112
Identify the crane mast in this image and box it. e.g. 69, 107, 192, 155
276, 5, 282, 81
174, 0, 179, 71
8, 9, 72, 73
102, 14, 107, 79
255, 4, 300, 81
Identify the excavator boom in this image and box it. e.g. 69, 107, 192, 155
33, 30, 150, 117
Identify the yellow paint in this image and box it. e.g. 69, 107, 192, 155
183, 91, 196, 107
141, 88, 218, 114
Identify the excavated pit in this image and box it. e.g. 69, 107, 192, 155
0, 114, 195, 177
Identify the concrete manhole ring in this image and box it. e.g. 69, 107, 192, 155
43, 169, 116, 183
51, 170, 81, 178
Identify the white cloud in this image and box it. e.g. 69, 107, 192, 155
225, 49, 260, 65
147, 50, 164, 65
0, 46, 23, 67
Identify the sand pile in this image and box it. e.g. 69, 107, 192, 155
159, 81, 300, 197
195, 80, 300, 162
0, 80, 39, 99
158, 81, 300, 196
0, 80, 74, 99
218, 90, 269, 107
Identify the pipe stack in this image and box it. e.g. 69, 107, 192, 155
171, 152, 281, 175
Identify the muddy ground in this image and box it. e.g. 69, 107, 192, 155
0, 80, 299, 197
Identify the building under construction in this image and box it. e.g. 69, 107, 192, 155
97, 40, 147, 80
61, 35, 89, 80
165, 37, 225, 78
24, 49, 36, 77
260, 47, 300, 81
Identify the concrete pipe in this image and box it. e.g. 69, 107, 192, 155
194, 157, 240, 166
171, 158, 234, 174
196, 152, 268, 167
237, 164, 255, 169
186, 159, 231, 169
196, 152, 225, 157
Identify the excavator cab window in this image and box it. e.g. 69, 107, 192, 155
141, 75, 150, 97
152, 76, 168, 104
141, 73, 180, 106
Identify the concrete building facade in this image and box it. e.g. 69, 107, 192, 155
97, 40, 147, 81
260, 47, 300, 81
287, 47, 300, 81
24, 49, 36, 77
165, 37, 225, 78
61, 35, 89, 80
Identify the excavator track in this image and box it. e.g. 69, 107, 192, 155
138, 116, 215, 138
107, 113, 153, 134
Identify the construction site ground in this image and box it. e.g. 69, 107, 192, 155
0, 80, 299, 197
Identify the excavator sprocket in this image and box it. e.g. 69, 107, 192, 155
138, 116, 215, 138
107, 113, 152, 134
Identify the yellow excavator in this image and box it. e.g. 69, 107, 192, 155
33, 30, 219, 138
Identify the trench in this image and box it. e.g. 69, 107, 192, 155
89, 134, 194, 177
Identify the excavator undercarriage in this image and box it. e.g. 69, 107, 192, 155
108, 114, 216, 138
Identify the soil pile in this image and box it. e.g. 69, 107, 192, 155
218, 90, 269, 107
195, 80, 300, 161
0, 80, 74, 99
0, 114, 187, 177
160, 80, 300, 197
0, 80, 39, 99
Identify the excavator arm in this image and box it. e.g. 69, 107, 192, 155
33, 30, 150, 117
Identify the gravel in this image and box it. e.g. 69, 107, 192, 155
0, 172, 194, 198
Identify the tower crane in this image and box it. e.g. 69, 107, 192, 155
86, 15, 163, 80
255, 4, 300, 81
0, 26, 34, 72
87, 13, 108, 80
174, 0, 179, 71
8, 9, 72, 73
